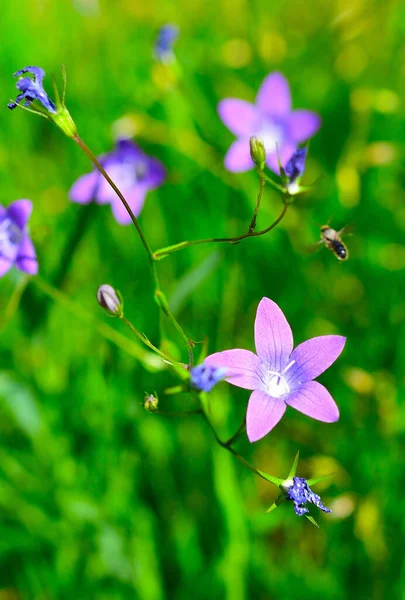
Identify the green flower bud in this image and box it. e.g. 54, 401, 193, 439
143, 394, 159, 412
249, 136, 266, 169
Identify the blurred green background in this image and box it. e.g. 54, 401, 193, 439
0, 0, 405, 598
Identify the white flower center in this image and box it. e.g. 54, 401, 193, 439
258, 119, 285, 155
263, 360, 295, 398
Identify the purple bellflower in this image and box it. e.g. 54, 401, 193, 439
8, 66, 56, 113
284, 476, 332, 517
205, 298, 346, 443
69, 138, 166, 225
154, 24, 179, 63
218, 72, 320, 174
0, 200, 38, 277
190, 364, 227, 393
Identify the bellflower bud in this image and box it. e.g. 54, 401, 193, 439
143, 393, 159, 412
97, 284, 123, 317
249, 136, 266, 170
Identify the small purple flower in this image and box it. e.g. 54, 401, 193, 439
205, 298, 345, 442
8, 66, 56, 113
0, 200, 38, 277
218, 72, 320, 174
154, 24, 179, 63
284, 476, 332, 517
69, 138, 166, 225
190, 364, 227, 392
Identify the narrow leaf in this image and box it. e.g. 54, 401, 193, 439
257, 470, 283, 487
286, 451, 300, 479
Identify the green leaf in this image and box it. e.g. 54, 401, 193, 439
286, 451, 300, 479
306, 473, 334, 486
305, 515, 320, 528
257, 470, 284, 487
265, 494, 284, 513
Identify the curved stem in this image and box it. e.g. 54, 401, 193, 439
153, 204, 289, 260
74, 135, 155, 269
120, 315, 186, 369
223, 417, 246, 448
248, 174, 265, 232
199, 411, 265, 479
74, 135, 193, 365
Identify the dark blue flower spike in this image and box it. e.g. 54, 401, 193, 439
258, 451, 333, 527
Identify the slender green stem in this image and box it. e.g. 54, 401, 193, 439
260, 171, 285, 193
248, 174, 265, 232
74, 135, 193, 364
120, 315, 186, 369
155, 409, 202, 417
153, 203, 289, 260
223, 417, 246, 448
74, 135, 155, 269
32, 276, 159, 364
155, 289, 194, 367
199, 411, 264, 478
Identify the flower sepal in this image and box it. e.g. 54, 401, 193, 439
259, 452, 333, 526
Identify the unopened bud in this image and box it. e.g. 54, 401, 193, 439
97, 284, 123, 317
143, 393, 159, 412
250, 136, 266, 169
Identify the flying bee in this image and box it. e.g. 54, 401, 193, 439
319, 224, 350, 260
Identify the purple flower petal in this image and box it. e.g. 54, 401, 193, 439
254, 297, 293, 373
256, 72, 291, 117
288, 110, 321, 143
110, 188, 147, 225
285, 381, 339, 423
15, 235, 38, 275
224, 139, 254, 172
145, 157, 166, 189
69, 171, 100, 204
266, 142, 296, 175
218, 99, 259, 137
6, 200, 32, 228
204, 349, 262, 390
0, 257, 12, 277
288, 335, 346, 387
246, 390, 286, 442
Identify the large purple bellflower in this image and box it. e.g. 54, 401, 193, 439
205, 298, 345, 442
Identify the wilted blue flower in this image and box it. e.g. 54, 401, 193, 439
8, 66, 56, 113
190, 364, 227, 392
154, 24, 179, 63
284, 476, 332, 517
285, 147, 307, 184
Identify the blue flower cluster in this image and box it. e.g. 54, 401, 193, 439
190, 364, 227, 392
285, 476, 332, 516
